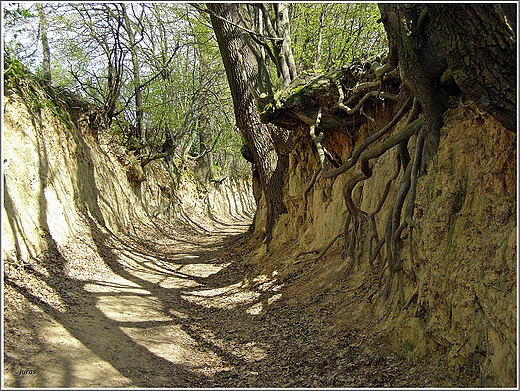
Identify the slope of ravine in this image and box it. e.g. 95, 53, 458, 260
3, 73, 516, 387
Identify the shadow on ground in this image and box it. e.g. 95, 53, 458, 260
4, 210, 460, 388
3, 211, 287, 387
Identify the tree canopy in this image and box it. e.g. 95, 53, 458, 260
3, 2, 388, 183
3, 3, 248, 179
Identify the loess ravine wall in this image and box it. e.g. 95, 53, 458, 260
249, 103, 516, 387
2, 85, 255, 264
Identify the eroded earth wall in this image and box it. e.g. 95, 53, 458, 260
3, 86, 254, 263
253, 104, 516, 386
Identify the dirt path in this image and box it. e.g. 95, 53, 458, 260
4, 213, 454, 388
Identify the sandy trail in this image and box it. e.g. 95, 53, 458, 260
4, 212, 454, 388
4, 212, 257, 387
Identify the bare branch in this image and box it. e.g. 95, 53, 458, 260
190, 3, 283, 41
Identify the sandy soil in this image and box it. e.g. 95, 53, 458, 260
4, 212, 460, 388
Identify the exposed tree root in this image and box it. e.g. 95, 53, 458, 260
271, 18, 449, 308
370, 237, 386, 268
317, 95, 414, 180
312, 231, 344, 263
293, 230, 343, 264
383, 160, 412, 305
303, 169, 321, 215
337, 81, 399, 115
309, 107, 326, 171
307, 87, 425, 307
402, 289, 419, 311
304, 92, 426, 298
367, 154, 402, 267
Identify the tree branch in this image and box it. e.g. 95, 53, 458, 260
186, 128, 222, 161
140, 145, 175, 168
191, 3, 283, 40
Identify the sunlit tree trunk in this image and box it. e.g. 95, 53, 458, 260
208, 3, 288, 244
273, 3, 297, 88
314, 4, 327, 70
36, 3, 51, 84
121, 4, 145, 143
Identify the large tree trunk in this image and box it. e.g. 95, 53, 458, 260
208, 3, 288, 244
378, 3, 516, 173
378, 4, 449, 171
429, 4, 516, 132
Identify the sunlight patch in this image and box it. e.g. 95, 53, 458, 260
246, 302, 263, 315
186, 282, 242, 297
268, 293, 282, 305
158, 276, 201, 289
181, 282, 260, 309
84, 282, 150, 295
179, 262, 230, 278
168, 309, 190, 319
180, 254, 199, 259
120, 324, 223, 375
96, 295, 171, 323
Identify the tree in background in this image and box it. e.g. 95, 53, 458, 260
290, 3, 386, 72
207, 3, 290, 244
3, 3, 45, 76
35, 3, 51, 84
3, 2, 249, 182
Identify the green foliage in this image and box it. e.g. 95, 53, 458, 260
290, 3, 386, 73
3, 3, 57, 77
4, 59, 78, 136
4, 2, 249, 180
212, 127, 251, 180
3, 55, 31, 81
3, 3, 388, 182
